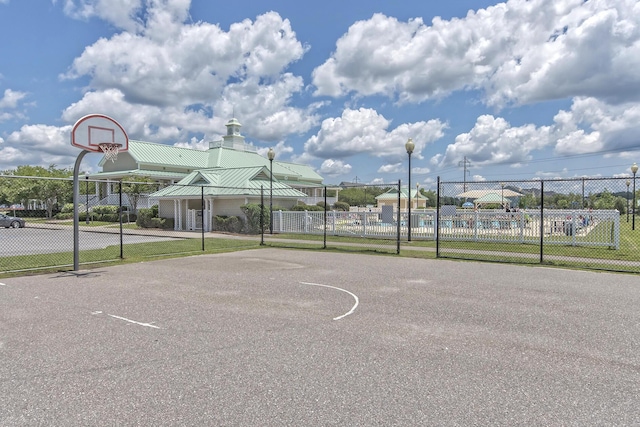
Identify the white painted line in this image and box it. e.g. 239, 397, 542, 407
300, 281, 359, 321
0, 283, 6, 286
107, 314, 160, 329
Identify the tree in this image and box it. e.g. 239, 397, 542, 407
2, 165, 73, 217
121, 175, 157, 213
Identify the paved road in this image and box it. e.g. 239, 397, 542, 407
1, 225, 181, 256
2, 249, 639, 426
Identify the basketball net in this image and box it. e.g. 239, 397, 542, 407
99, 143, 122, 163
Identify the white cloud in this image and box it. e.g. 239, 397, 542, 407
0, 89, 26, 109
312, 0, 640, 107
305, 108, 446, 161
319, 159, 352, 177
2, 124, 75, 168
57, 8, 312, 143
377, 163, 402, 174
553, 97, 640, 155
435, 114, 552, 167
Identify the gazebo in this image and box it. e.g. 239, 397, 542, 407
456, 189, 523, 209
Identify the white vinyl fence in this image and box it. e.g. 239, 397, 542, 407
272, 209, 620, 249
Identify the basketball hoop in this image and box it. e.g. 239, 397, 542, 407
98, 142, 122, 163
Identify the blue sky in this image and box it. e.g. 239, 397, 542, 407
1, 0, 639, 188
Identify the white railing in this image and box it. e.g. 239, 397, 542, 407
272, 209, 620, 249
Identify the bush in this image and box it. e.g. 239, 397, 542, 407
61, 203, 76, 213
92, 205, 119, 214
213, 215, 244, 233
136, 208, 155, 228
291, 204, 324, 212
333, 201, 350, 211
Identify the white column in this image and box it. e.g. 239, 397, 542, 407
173, 200, 178, 230
106, 179, 112, 196
208, 198, 214, 231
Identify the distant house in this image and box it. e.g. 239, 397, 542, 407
90, 118, 328, 231
375, 187, 427, 209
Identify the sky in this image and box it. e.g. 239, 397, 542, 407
1, 0, 640, 189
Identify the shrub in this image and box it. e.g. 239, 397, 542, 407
291, 204, 323, 212
241, 203, 268, 234
136, 208, 155, 228
333, 201, 350, 211
214, 215, 244, 233
93, 205, 119, 215
61, 203, 76, 213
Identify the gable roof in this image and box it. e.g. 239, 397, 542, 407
150, 166, 308, 199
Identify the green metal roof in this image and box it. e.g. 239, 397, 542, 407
150, 166, 308, 199
90, 169, 189, 180
127, 140, 209, 169
110, 140, 319, 180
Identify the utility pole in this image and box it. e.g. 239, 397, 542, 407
458, 156, 471, 192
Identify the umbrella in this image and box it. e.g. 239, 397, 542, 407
462, 201, 474, 208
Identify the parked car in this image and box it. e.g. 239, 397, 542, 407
0, 213, 26, 228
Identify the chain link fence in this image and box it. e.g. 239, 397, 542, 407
267, 183, 401, 254
3, 174, 639, 275
436, 177, 639, 273
0, 176, 263, 275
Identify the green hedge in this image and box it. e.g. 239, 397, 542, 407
213, 215, 244, 233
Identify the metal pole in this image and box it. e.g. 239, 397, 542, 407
201, 186, 205, 250
323, 186, 327, 249
397, 180, 401, 254
539, 180, 544, 264
260, 185, 265, 246
436, 176, 440, 257
407, 152, 412, 242
627, 181, 630, 223
73, 150, 89, 271
269, 158, 273, 234
119, 181, 123, 259
634, 172, 637, 231
85, 174, 89, 224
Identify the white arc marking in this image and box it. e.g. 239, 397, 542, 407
107, 314, 160, 329
300, 281, 359, 320
0, 283, 6, 286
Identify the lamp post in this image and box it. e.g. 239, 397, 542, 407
85, 172, 90, 224
501, 182, 505, 211
632, 163, 638, 230
268, 147, 275, 234
626, 179, 631, 223
405, 138, 415, 241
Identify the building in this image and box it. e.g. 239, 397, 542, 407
375, 186, 428, 209
90, 118, 328, 231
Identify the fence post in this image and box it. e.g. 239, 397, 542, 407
260, 185, 264, 246
397, 180, 401, 254
119, 181, 124, 259
323, 186, 327, 249
436, 176, 440, 257
202, 185, 205, 250
539, 180, 544, 264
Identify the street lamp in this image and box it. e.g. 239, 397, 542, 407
268, 147, 275, 234
626, 179, 631, 223
632, 163, 638, 230
85, 172, 90, 224
405, 138, 415, 241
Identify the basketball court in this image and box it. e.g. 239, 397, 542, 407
2, 248, 640, 425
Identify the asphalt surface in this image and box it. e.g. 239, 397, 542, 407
2, 249, 640, 426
